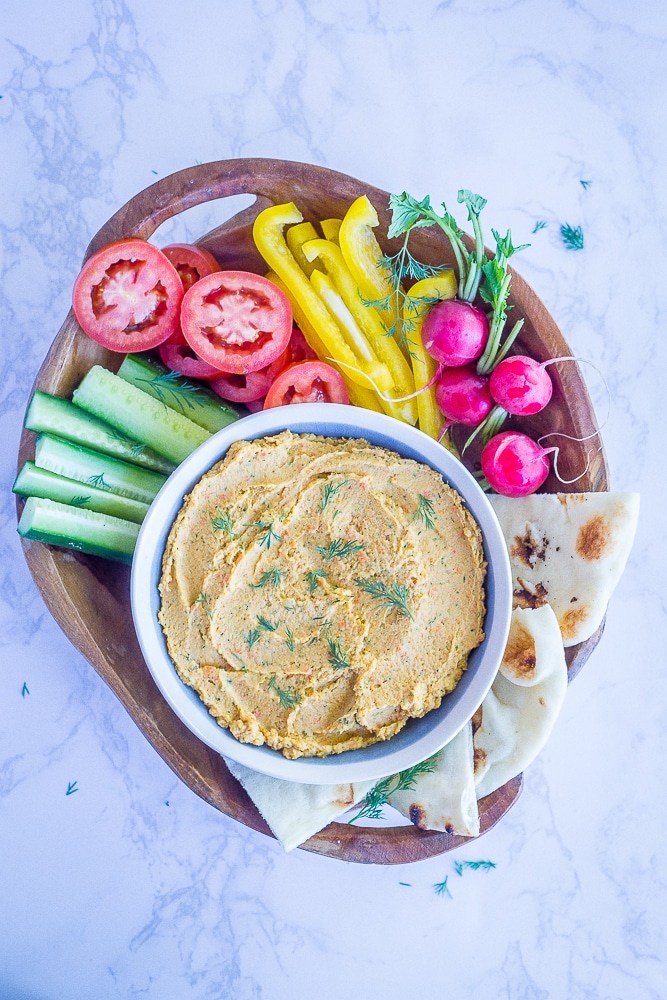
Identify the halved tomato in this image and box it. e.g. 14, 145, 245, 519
264, 361, 350, 408
180, 271, 292, 375
161, 243, 220, 292
159, 338, 224, 380
72, 239, 183, 352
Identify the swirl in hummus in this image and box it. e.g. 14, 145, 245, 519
158, 431, 486, 758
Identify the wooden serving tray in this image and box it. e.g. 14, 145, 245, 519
16, 159, 607, 864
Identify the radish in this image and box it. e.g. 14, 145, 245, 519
422, 300, 489, 367
435, 366, 494, 426
481, 431, 552, 497
489, 355, 553, 415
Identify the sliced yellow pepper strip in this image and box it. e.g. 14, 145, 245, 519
320, 218, 342, 244
302, 238, 418, 425
252, 203, 381, 392
285, 221, 324, 278
338, 195, 399, 334
266, 270, 384, 414
404, 272, 457, 440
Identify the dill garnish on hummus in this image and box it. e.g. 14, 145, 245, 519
158, 431, 486, 759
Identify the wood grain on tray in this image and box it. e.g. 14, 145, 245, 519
16, 159, 608, 863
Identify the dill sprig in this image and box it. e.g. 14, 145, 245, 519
193, 592, 214, 620
532, 220, 547, 233
69, 495, 91, 507
210, 509, 237, 538
580, 179, 592, 189
454, 859, 497, 875
250, 568, 285, 589
410, 493, 437, 530
433, 877, 453, 898
251, 521, 283, 549
138, 370, 207, 413
355, 576, 413, 619
87, 473, 110, 490
306, 569, 327, 592
326, 635, 349, 670
316, 538, 366, 561
267, 674, 302, 710
257, 614, 280, 633
243, 629, 261, 649
321, 479, 352, 511
560, 222, 584, 250
284, 627, 296, 651
348, 752, 442, 823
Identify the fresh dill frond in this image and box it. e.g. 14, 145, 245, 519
326, 636, 349, 670
354, 576, 413, 619
306, 569, 327, 592
284, 627, 296, 651
69, 495, 91, 507
210, 509, 237, 538
560, 222, 584, 250
138, 371, 207, 414
243, 629, 261, 649
267, 674, 302, 710
316, 538, 366, 561
129, 443, 146, 457
348, 751, 441, 823
433, 877, 453, 898
410, 493, 437, 530
87, 473, 110, 490
257, 614, 280, 633
532, 220, 548, 233
193, 592, 213, 620
250, 568, 285, 589
454, 859, 497, 875
321, 479, 352, 511
251, 521, 283, 549
230, 651, 248, 672
580, 179, 592, 189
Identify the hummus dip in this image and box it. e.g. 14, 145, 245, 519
158, 431, 486, 758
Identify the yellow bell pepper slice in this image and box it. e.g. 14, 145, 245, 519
320, 218, 342, 244
266, 270, 384, 414
285, 222, 324, 277
252, 203, 382, 392
302, 238, 418, 425
403, 271, 457, 440
338, 195, 399, 334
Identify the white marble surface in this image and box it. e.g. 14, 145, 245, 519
1, 2, 664, 997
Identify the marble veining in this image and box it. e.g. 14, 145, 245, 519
1, 2, 665, 997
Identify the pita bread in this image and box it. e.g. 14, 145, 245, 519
224, 757, 374, 852
474, 604, 567, 799
489, 492, 639, 646
387, 722, 479, 837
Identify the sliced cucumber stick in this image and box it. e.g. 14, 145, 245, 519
117, 354, 241, 435
24, 391, 176, 475
18, 497, 139, 564
13, 461, 150, 524
35, 434, 167, 505
73, 366, 209, 464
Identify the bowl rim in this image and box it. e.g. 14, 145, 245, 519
131, 403, 512, 785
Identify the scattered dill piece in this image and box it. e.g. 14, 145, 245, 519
210, 509, 237, 538
354, 576, 413, 619
326, 636, 349, 670
66, 781, 78, 796
321, 479, 352, 510
580, 179, 592, 189
194, 592, 214, 619
252, 521, 283, 549
129, 443, 146, 457
243, 629, 261, 649
138, 370, 207, 414
316, 538, 366, 560
560, 222, 584, 250
267, 674, 302, 710
399, 882, 411, 887
87, 473, 110, 490
21, 682, 29, 697
250, 568, 285, 589
230, 651, 248, 672
70, 495, 91, 507
348, 752, 441, 823
433, 877, 453, 898
532, 220, 547, 233
257, 614, 280, 633
410, 493, 437, 530
284, 627, 296, 651
454, 859, 497, 875
306, 569, 327, 592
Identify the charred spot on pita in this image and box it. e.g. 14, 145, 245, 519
576, 513, 611, 561
510, 523, 548, 567
513, 578, 548, 609
409, 804, 427, 828
559, 604, 590, 641
473, 746, 487, 773
502, 619, 538, 680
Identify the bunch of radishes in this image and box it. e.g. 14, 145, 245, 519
388, 190, 560, 498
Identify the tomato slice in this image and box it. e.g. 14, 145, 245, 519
264, 361, 350, 408
288, 326, 318, 363
180, 271, 292, 375
209, 348, 290, 403
159, 338, 224, 380
72, 239, 183, 352
161, 243, 220, 292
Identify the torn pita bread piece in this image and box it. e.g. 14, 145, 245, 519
387, 722, 480, 838
224, 757, 374, 852
489, 492, 639, 646
474, 604, 567, 800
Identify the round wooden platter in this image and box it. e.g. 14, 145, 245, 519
16, 159, 608, 864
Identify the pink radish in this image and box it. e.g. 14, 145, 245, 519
481, 431, 552, 497
489, 355, 553, 415
422, 300, 489, 366
435, 366, 494, 426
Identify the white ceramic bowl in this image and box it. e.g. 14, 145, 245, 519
131, 404, 512, 784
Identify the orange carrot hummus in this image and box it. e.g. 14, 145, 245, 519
158, 431, 486, 758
